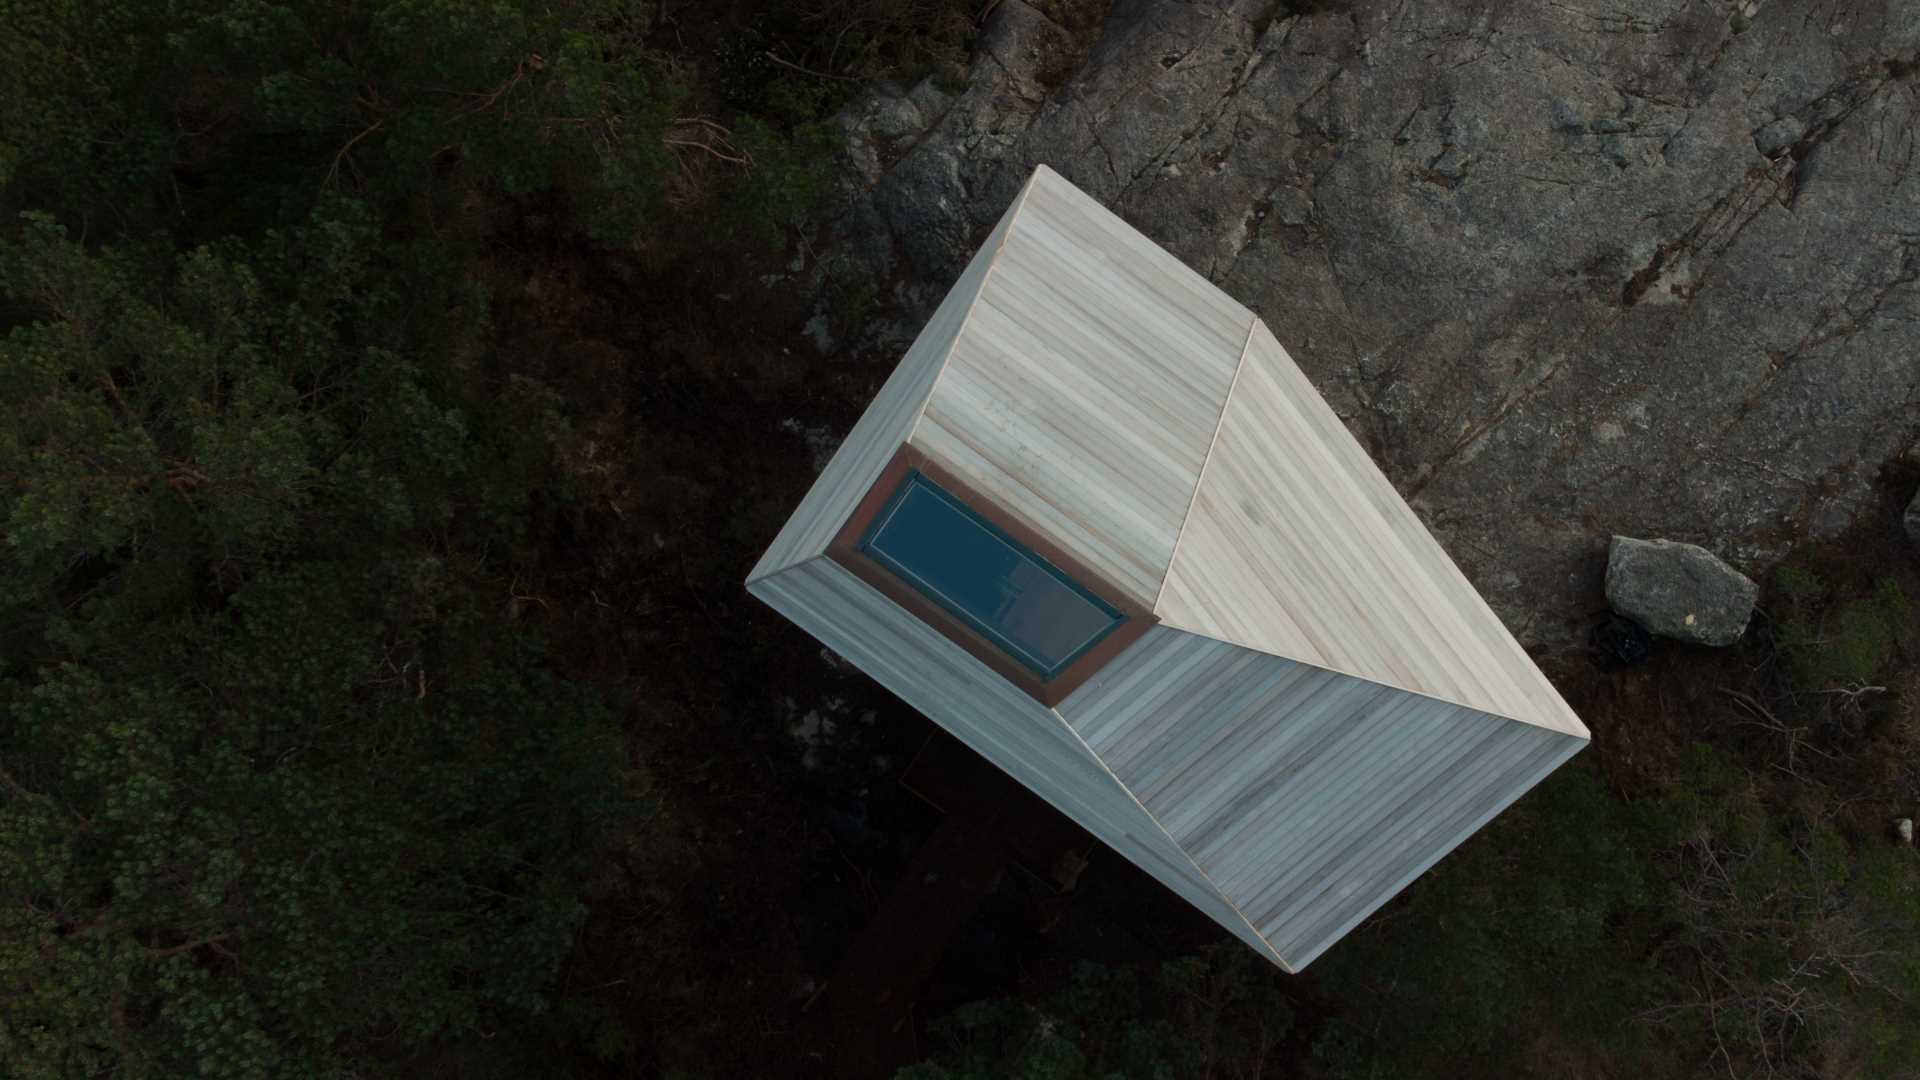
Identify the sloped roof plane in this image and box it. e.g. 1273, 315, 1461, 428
748, 164, 1589, 971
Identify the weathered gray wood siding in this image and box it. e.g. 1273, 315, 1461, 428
908, 165, 1253, 607
1058, 626, 1585, 969
746, 173, 1037, 583
749, 557, 1282, 965
1156, 319, 1588, 737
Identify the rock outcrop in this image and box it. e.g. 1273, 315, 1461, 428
820, 0, 1920, 651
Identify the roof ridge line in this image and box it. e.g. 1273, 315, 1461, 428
1151, 313, 1260, 615
1049, 698, 1295, 973
901, 168, 1041, 448
1152, 617, 1591, 740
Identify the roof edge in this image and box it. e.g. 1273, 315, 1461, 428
1281, 731, 1587, 969
901, 166, 1044, 448
1150, 616, 1592, 740
745, 169, 1045, 588
1049, 693, 1297, 973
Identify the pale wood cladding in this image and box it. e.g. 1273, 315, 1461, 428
748, 557, 1285, 966
748, 164, 1594, 973
1059, 626, 1585, 969
908, 167, 1252, 608
746, 172, 1034, 583
1155, 320, 1588, 738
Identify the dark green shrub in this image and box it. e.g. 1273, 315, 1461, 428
1774, 568, 1910, 689
900, 945, 1292, 1079
0, 202, 628, 1079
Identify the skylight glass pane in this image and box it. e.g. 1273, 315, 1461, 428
859, 472, 1125, 679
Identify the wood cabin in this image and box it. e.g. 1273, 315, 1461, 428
746, 164, 1590, 973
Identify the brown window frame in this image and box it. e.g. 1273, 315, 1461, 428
827, 444, 1156, 707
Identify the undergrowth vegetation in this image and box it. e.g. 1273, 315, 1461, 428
2, 1, 1916, 1077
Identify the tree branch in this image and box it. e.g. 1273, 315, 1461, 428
323, 119, 386, 191
762, 49, 860, 82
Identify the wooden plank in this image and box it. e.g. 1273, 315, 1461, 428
1098, 647, 1292, 782
1258, 726, 1577, 959
1131, 667, 1364, 814
1156, 319, 1588, 737
748, 558, 1286, 968
1280, 735, 1582, 969
1062, 626, 1225, 751
1015, 167, 1254, 345
1172, 686, 1437, 861
1057, 627, 1584, 970
746, 172, 1036, 583
1193, 693, 1469, 894
1236, 710, 1523, 925
907, 167, 1252, 607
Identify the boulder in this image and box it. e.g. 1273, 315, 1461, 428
1605, 537, 1758, 646
1905, 489, 1920, 552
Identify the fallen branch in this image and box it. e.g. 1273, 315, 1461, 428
1815, 683, 1886, 702
459, 62, 529, 117
664, 117, 754, 170
1717, 686, 1833, 777
762, 49, 860, 82
150, 934, 232, 958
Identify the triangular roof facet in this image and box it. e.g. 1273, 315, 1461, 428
1157, 319, 1588, 737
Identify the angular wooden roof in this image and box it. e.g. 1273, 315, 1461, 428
748, 164, 1589, 971
754, 164, 1583, 740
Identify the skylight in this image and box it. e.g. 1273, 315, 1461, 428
856, 471, 1126, 680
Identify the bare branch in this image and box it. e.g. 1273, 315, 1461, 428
150, 934, 232, 958
664, 117, 754, 170
323, 119, 385, 191
762, 49, 861, 82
